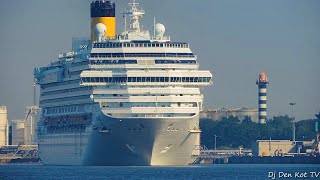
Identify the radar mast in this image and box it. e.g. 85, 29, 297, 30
122, 0, 145, 33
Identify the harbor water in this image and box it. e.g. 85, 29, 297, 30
0, 164, 320, 179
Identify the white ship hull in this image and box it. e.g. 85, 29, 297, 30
35, 0, 212, 167
38, 113, 200, 166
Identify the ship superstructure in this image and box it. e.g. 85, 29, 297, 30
34, 0, 212, 165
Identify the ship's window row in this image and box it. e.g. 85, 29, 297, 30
108, 113, 196, 118
41, 80, 80, 88
41, 87, 92, 96
71, 61, 89, 67
96, 94, 198, 98
81, 77, 211, 83
90, 60, 137, 65
44, 115, 90, 125
40, 95, 90, 104
130, 102, 197, 108
46, 106, 79, 115
155, 60, 196, 64
102, 102, 198, 108
46, 125, 86, 134
93, 42, 189, 49
89, 60, 197, 65
90, 53, 195, 58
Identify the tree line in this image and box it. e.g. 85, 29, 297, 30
200, 115, 318, 149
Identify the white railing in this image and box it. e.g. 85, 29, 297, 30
102, 107, 198, 114
89, 64, 199, 70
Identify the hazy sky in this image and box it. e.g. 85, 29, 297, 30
0, 0, 319, 121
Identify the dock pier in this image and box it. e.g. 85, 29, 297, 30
0, 145, 40, 163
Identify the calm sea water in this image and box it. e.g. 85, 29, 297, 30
0, 164, 319, 180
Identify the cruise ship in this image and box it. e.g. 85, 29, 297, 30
34, 0, 212, 166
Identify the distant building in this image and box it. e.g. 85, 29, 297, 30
0, 106, 9, 145
9, 125, 12, 145
200, 108, 258, 122
5, 106, 41, 146
11, 120, 25, 145
252, 140, 296, 156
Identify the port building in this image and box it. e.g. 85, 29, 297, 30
252, 140, 319, 157
0, 106, 9, 145
11, 120, 25, 145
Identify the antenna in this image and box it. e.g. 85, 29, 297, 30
33, 78, 36, 106
129, 0, 139, 9
122, 0, 145, 33
124, 15, 127, 32
153, 17, 156, 37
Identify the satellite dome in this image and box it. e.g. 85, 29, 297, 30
155, 23, 165, 37
94, 23, 107, 42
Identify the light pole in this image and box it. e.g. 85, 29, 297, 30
214, 134, 217, 151
289, 103, 296, 142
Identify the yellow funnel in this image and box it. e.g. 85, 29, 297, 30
90, 1, 116, 41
